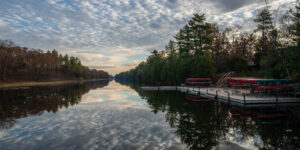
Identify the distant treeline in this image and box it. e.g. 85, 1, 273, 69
116, 2, 300, 84
0, 40, 109, 81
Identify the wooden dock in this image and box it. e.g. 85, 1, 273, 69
140, 86, 300, 105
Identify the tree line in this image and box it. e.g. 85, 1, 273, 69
0, 40, 109, 81
116, 1, 300, 84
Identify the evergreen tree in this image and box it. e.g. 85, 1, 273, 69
190, 13, 213, 58
174, 29, 185, 56
182, 25, 193, 56
254, 8, 274, 68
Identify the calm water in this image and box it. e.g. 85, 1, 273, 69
0, 81, 300, 150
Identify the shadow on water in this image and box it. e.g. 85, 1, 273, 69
0, 80, 108, 130
116, 80, 300, 150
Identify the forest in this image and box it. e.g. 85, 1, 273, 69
0, 40, 109, 82
115, 2, 300, 84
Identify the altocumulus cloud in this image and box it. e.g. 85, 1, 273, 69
0, 0, 295, 75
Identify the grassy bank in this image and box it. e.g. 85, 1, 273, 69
0, 79, 108, 89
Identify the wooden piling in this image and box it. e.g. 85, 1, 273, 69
276, 92, 279, 104
228, 92, 230, 102
214, 90, 218, 100
294, 84, 297, 98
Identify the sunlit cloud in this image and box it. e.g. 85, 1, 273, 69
89, 61, 140, 75
80, 95, 104, 104
80, 81, 138, 103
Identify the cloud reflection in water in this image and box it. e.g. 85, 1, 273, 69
0, 81, 186, 150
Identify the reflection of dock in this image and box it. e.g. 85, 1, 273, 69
140, 86, 177, 91
140, 86, 300, 105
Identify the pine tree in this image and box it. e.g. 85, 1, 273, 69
254, 8, 274, 69
189, 13, 213, 58
182, 25, 193, 56
174, 29, 185, 56
254, 8, 274, 54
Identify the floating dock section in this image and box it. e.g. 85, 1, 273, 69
140, 86, 300, 105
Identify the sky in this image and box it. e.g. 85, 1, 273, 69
0, 0, 296, 75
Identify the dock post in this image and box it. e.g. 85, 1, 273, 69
228, 92, 230, 102
294, 84, 297, 98
243, 94, 246, 104
276, 92, 279, 104
216, 90, 218, 99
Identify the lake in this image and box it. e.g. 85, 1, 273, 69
0, 80, 299, 150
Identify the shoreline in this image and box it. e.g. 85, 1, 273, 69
0, 79, 108, 89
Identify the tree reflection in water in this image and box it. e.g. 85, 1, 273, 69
116, 80, 300, 149
0, 80, 108, 130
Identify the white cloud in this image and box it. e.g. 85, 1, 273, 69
0, 19, 6, 27
35, 17, 43, 22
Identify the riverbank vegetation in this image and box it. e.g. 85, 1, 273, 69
0, 40, 109, 82
116, 2, 300, 84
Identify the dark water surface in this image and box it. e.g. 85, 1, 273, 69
0, 81, 300, 150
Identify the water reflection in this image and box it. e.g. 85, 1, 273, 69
0, 81, 187, 150
0, 80, 108, 130
0, 80, 299, 149
119, 81, 300, 149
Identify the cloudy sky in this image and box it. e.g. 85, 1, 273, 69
0, 0, 295, 75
